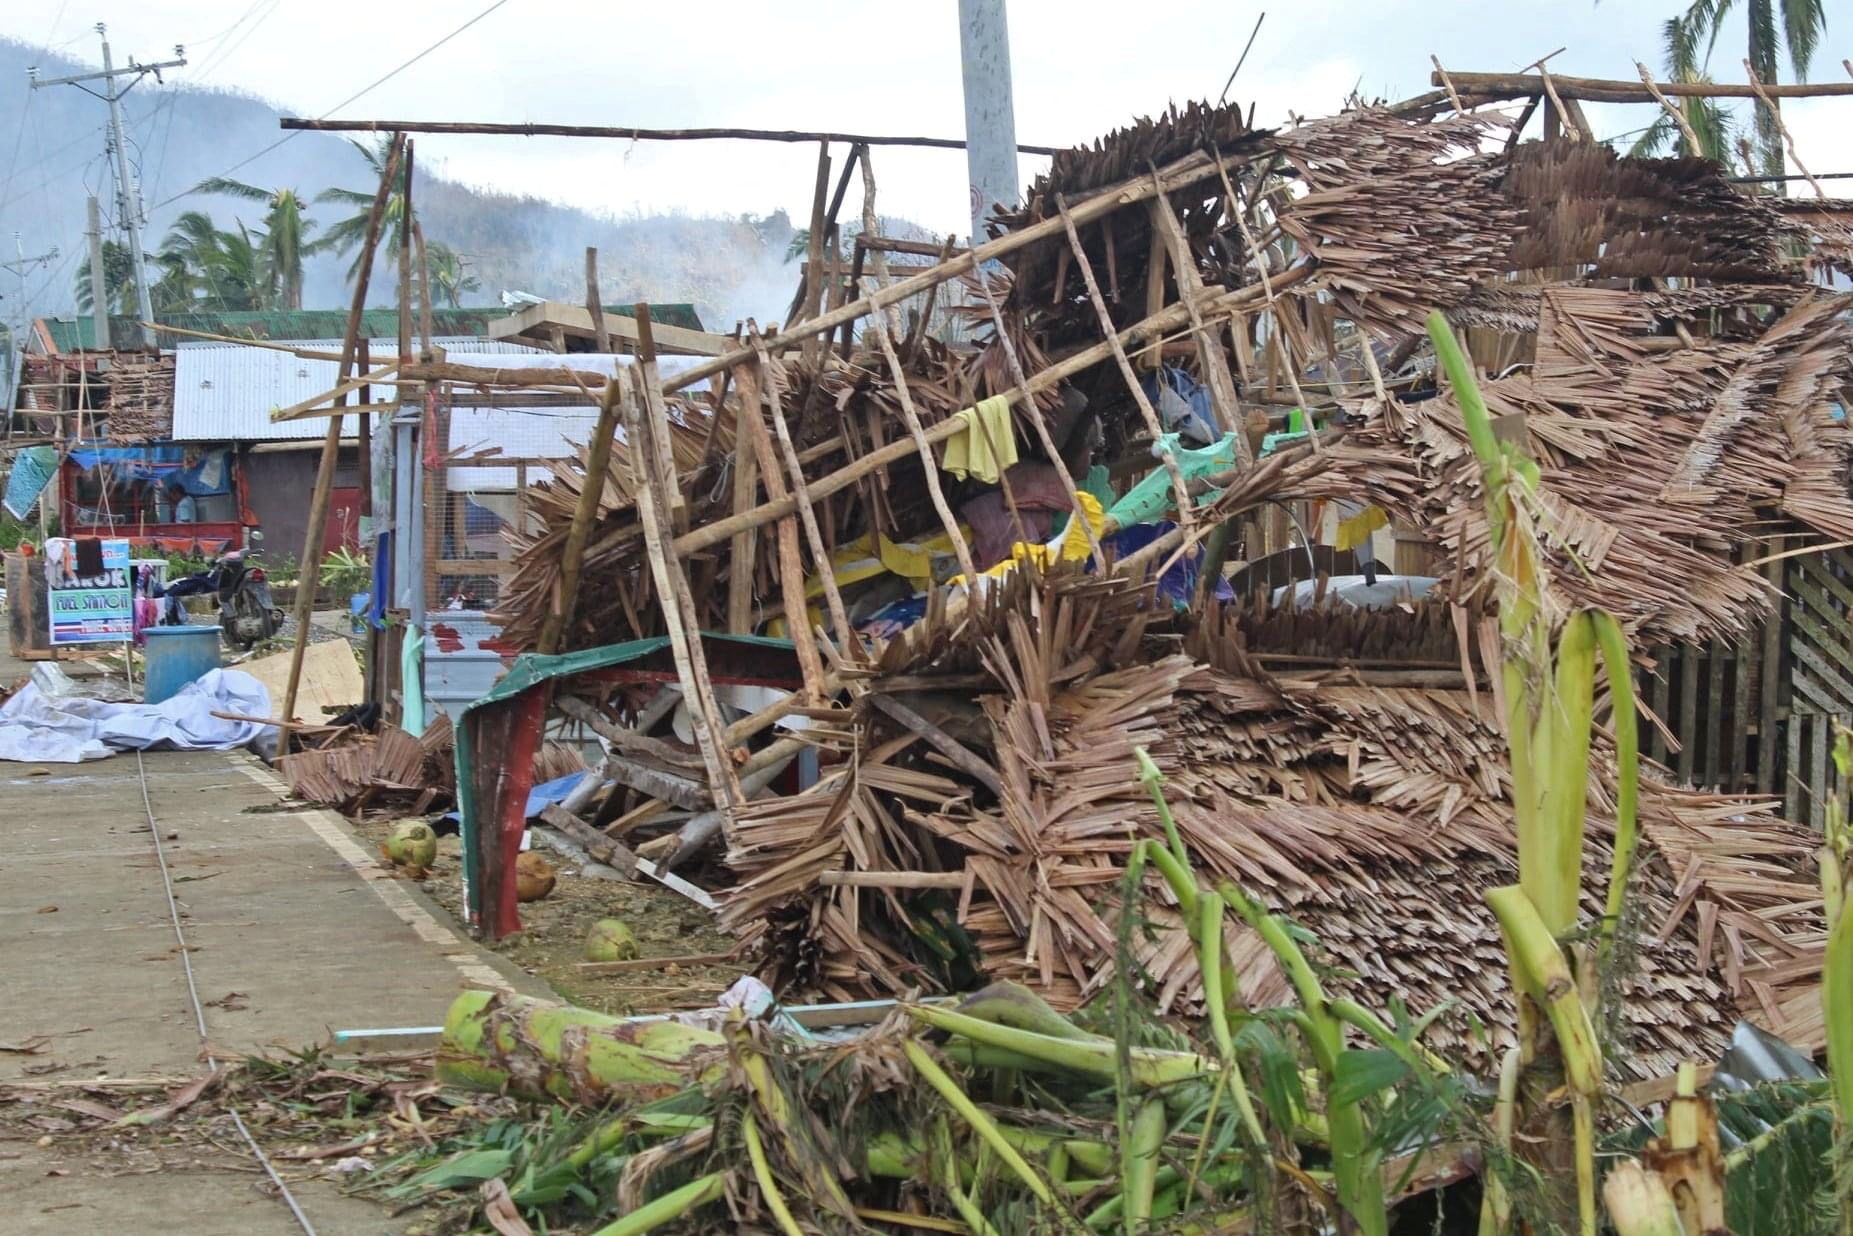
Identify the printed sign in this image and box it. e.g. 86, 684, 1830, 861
44, 537, 133, 645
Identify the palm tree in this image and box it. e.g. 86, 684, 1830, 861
156, 211, 266, 312
191, 178, 317, 309
315, 136, 413, 284
1667, 0, 1829, 178
1632, 15, 1738, 162
71, 239, 142, 317
425, 241, 481, 308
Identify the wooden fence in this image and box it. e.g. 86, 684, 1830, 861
1642, 542, 1852, 828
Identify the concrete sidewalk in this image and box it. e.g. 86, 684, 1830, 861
0, 656, 540, 1233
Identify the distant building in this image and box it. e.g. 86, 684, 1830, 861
3, 304, 707, 554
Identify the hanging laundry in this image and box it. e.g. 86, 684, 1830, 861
940, 395, 1018, 483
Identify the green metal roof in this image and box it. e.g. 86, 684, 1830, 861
40, 302, 706, 353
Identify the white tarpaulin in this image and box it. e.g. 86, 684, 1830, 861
0, 668, 274, 763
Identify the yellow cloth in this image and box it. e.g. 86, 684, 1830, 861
956, 491, 1106, 585
940, 395, 1018, 484
1334, 504, 1389, 552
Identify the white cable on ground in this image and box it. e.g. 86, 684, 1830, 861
135, 748, 320, 1236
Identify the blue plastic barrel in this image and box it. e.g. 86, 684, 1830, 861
142, 626, 224, 705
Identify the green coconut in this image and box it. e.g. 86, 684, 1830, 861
585, 918, 639, 963
384, 820, 438, 870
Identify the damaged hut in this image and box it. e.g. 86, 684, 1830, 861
456, 87, 1851, 1079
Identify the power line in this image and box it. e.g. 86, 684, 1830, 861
156, 0, 511, 208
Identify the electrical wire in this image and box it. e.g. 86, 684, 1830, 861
153, 0, 512, 209
134, 748, 320, 1236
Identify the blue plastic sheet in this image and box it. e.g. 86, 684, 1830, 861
2, 445, 57, 518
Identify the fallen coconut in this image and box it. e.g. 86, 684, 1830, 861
516, 851, 556, 902
585, 918, 637, 962
382, 820, 438, 870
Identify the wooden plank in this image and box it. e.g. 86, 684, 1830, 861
1678, 640, 1699, 784
1648, 647, 1671, 765
1705, 638, 1726, 787
1758, 540, 1786, 794
484, 299, 731, 357
433, 560, 512, 576
820, 871, 966, 889
1787, 583, 1853, 688
1787, 637, 1853, 714
538, 803, 638, 876
240, 642, 365, 722
1787, 706, 1804, 822
618, 352, 745, 810
1729, 636, 1752, 792
554, 695, 703, 770
1813, 711, 1829, 830
868, 694, 1003, 795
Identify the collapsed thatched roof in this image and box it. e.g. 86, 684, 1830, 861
475, 88, 1851, 1071
719, 577, 1824, 1080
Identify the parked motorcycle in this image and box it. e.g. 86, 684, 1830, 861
159, 532, 285, 650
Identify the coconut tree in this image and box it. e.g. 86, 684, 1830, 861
425, 240, 481, 308
71, 239, 142, 317
316, 135, 414, 284
1631, 15, 1739, 162
155, 211, 266, 312
191, 178, 317, 309
1668, 0, 1829, 178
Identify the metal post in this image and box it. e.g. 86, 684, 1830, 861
86, 197, 109, 350
29, 26, 183, 351
956, 0, 1021, 239
97, 32, 157, 349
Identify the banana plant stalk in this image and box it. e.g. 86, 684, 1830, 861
1218, 877, 1387, 1236
1428, 310, 1638, 1236
1819, 724, 1853, 1232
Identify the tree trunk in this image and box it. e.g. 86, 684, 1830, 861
437, 990, 723, 1103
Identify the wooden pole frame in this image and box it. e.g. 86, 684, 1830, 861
277, 132, 404, 755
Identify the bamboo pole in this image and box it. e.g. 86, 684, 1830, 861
661, 144, 1254, 394
1428, 68, 1853, 103
277, 132, 404, 756
280, 116, 1064, 153
536, 374, 623, 654
672, 267, 1306, 558
618, 364, 744, 808
1636, 63, 1703, 153
1744, 61, 1826, 199
756, 338, 863, 665
1055, 202, 1197, 546
862, 299, 981, 585
730, 359, 829, 697
967, 264, 1106, 562
1147, 179, 1249, 453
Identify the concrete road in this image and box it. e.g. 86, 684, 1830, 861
0, 650, 541, 1232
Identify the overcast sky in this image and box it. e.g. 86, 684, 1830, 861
7, 0, 1850, 238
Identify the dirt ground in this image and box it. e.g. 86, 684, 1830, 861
348, 818, 744, 1016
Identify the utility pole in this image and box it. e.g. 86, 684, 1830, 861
86, 198, 109, 350
29, 25, 185, 350
956, 0, 1021, 241
2, 235, 59, 444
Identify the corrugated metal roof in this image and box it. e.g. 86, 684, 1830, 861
171, 342, 542, 442
170, 347, 708, 446
444, 356, 710, 490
